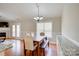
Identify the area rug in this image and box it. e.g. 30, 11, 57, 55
0, 44, 13, 52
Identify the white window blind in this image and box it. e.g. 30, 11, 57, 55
37, 22, 52, 37
16, 25, 20, 37
12, 24, 20, 37
12, 25, 15, 37
37, 23, 44, 32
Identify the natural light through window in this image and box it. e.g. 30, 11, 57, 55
37, 22, 52, 37
12, 24, 20, 37
12, 25, 15, 37
16, 25, 20, 37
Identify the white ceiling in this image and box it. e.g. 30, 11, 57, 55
0, 3, 64, 21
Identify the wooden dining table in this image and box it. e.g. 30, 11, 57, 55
33, 36, 46, 56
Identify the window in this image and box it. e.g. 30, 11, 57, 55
37, 22, 52, 37
12, 25, 15, 37
16, 25, 20, 37
12, 24, 20, 37
37, 23, 44, 33
44, 23, 52, 37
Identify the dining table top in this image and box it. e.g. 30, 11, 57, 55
33, 35, 46, 42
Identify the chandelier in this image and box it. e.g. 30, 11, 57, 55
33, 4, 44, 22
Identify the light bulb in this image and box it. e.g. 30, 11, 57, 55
40, 17, 43, 20
34, 17, 36, 20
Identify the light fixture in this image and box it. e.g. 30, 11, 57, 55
33, 4, 44, 22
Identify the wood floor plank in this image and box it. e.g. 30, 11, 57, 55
3, 40, 57, 56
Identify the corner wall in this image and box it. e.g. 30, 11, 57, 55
62, 4, 79, 42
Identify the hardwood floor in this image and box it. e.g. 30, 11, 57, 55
45, 42, 57, 56
4, 40, 24, 56
25, 42, 57, 56
3, 40, 57, 56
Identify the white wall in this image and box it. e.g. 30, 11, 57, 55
9, 19, 36, 37
62, 4, 79, 42
20, 19, 36, 37
52, 17, 61, 42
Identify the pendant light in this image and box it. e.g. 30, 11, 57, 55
34, 3, 43, 22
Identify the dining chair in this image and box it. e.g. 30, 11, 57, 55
24, 36, 38, 56
40, 35, 49, 56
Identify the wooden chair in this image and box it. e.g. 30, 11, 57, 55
24, 36, 38, 56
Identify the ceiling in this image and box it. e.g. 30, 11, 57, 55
0, 3, 64, 21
